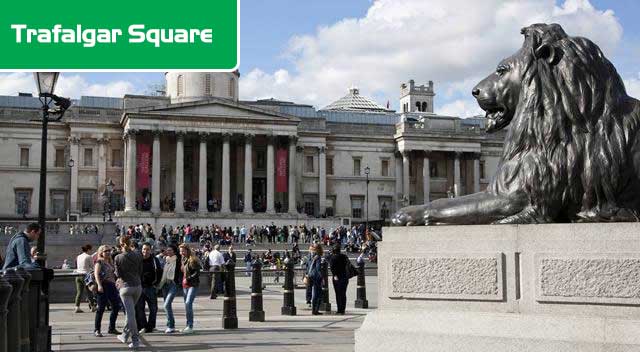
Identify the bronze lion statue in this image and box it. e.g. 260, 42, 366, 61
392, 23, 640, 225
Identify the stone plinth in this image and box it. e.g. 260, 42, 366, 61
355, 223, 640, 351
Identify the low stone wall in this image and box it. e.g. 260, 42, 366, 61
356, 223, 640, 351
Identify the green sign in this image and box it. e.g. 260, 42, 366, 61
0, 0, 238, 71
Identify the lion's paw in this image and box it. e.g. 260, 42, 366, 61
391, 205, 427, 226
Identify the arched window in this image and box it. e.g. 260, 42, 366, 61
177, 75, 184, 96
416, 101, 422, 112
422, 102, 427, 112
229, 77, 235, 98
204, 74, 211, 95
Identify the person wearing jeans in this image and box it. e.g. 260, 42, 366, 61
307, 244, 324, 315
114, 236, 143, 349
158, 244, 182, 334
135, 243, 162, 333
179, 244, 201, 333
93, 245, 120, 337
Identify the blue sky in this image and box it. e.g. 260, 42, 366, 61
1, 0, 639, 117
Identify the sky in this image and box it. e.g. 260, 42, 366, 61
1, 0, 639, 118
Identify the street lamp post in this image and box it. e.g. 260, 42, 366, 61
34, 72, 71, 266
364, 165, 370, 231
102, 179, 115, 222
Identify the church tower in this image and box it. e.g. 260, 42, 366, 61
165, 71, 240, 104
399, 79, 435, 113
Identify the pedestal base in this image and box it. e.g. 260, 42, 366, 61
281, 306, 297, 316
356, 223, 640, 352
222, 317, 238, 329
249, 311, 265, 322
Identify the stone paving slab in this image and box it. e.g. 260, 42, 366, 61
51, 276, 378, 351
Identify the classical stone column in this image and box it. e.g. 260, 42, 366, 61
124, 131, 137, 212
266, 136, 276, 214
423, 151, 431, 203
402, 151, 410, 204
221, 133, 231, 213
318, 146, 327, 216
454, 151, 462, 197
243, 134, 254, 214
198, 132, 208, 213
151, 131, 161, 213
473, 155, 481, 193
97, 137, 108, 193
69, 136, 80, 212
174, 131, 185, 213
394, 152, 402, 209
288, 136, 298, 214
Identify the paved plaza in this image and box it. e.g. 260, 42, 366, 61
50, 275, 378, 351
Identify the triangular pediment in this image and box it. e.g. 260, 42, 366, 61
134, 98, 299, 122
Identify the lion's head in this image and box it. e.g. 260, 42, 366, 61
472, 23, 628, 136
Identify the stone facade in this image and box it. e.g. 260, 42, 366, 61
0, 74, 504, 226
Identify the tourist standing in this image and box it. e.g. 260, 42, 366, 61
93, 245, 120, 337
208, 244, 225, 295
329, 244, 351, 315
158, 244, 182, 333
135, 243, 162, 334
114, 236, 143, 349
307, 244, 324, 315
74, 244, 95, 313
179, 244, 201, 334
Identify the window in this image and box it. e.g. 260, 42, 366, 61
305, 155, 314, 173
84, 148, 94, 167
51, 191, 67, 218
351, 196, 364, 218
480, 160, 486, 179
111, 191, 123, 211
81, 190, 95, 213
379, 196, 392, 220
326, 157, 334, 175
381, 159, 389, 176
416, 101, 421, 112
19, 147, 29, 167
55, 148, 65, 167
256, 150, 266, 170
204, 74, 212, 95
111, 149, 123, 167
430, 160, 447, 178
15, 189, 31, 215
326, 197, 335, 217
422, 101, 428, 112
353, 158, 361, 176
177, 75, 184, 96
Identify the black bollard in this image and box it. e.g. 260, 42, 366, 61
222, 261, 238, 329
4, 269, 24, 352
281, 259, 296, 315
354, 260, 369, 309
249, 260, 265, 322
0, 271, 14, 352
15, 268, 31, 352
319, 258, 331, 312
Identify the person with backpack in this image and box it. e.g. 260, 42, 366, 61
329, 244, 355, 315
2, 222, 40, 270
307, 244, 324, 315
93, 245, 121, 337
135, 243, 162, 334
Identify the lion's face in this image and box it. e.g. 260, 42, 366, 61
472, 49, 526, 133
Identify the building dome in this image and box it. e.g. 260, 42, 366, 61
166, 71, 239, 104
321, 87, 393, 113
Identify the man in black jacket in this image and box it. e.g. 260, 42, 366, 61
329, 244, 351, 315
136, 243, 163, 333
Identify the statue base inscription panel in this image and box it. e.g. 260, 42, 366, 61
355, 223, 640, 352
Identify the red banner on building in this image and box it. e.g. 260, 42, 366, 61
276, 149, 288, 193
137, 143, 151, 189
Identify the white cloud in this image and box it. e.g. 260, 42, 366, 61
0, 72, 138, 98
240, 0, 623, 117
625, 73, 640, 99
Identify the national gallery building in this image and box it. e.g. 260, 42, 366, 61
0, 72, 504, 227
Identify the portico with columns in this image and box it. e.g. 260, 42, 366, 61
119, 98, 301, 218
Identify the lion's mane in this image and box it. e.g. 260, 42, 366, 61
490, 23, 640, 221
